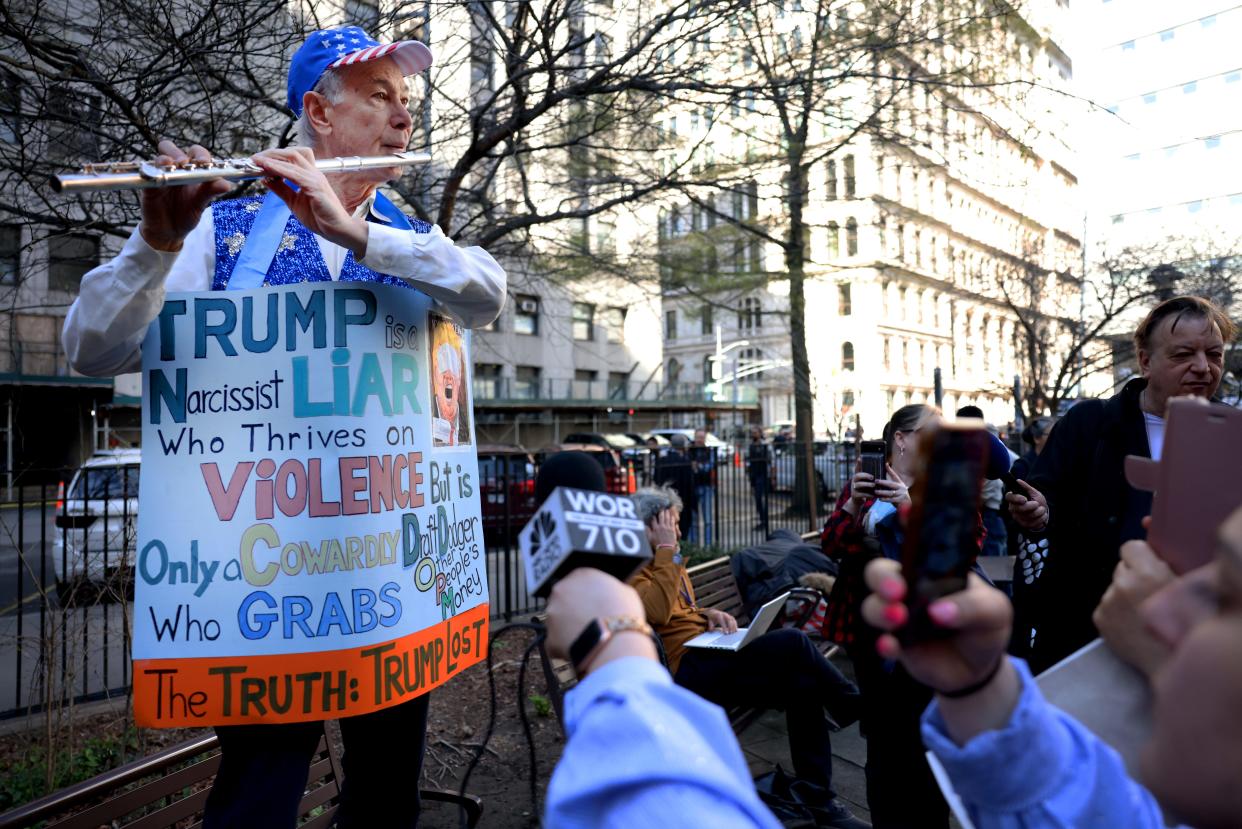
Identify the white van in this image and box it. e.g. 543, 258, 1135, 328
54, 449, 141, 599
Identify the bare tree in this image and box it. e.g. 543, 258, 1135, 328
1000, 233, 1242, 419
654, 0, 1041, 514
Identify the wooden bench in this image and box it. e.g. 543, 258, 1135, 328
536, 554, 840, 735
0, 723, 482, 829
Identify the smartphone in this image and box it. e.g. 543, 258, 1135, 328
860, 440, 887, 481
898, 423, 988, 644
1124, 398, 1242, 573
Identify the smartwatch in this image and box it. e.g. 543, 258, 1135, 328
569, 616, 654, 675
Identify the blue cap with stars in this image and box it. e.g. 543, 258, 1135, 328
287, 26, 433, 116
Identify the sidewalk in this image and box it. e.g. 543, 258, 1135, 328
739, 706, 871, 824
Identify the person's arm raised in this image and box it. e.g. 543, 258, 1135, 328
860, 558, 1019, 745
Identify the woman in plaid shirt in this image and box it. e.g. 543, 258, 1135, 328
820, 404, 957, 829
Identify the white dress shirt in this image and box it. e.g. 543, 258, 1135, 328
62, 193, 506, 377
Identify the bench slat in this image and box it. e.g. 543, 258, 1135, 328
299, 804, 340, 829
48, 754, 220, 829
121, 788, 211, 829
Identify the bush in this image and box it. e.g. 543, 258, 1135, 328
0, 729, 138, 811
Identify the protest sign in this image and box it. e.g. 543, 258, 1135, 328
132, 282, 488, 727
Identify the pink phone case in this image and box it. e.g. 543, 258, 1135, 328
1124, 398, 1242, 574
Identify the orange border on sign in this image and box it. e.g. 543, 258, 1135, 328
133, 602, 490, 727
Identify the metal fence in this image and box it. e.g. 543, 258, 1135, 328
0, 442, 852, 720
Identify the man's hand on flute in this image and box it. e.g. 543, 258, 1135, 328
139, 140, 235, 253
251, 147, 370, 260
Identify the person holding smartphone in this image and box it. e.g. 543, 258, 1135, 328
860, 504, 1242, 829
819, 403, 982, 829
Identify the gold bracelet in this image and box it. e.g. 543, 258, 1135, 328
572, 615, 655, 675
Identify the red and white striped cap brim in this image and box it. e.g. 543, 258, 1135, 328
329, 40, 433, 75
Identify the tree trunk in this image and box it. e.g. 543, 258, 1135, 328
786, 160, 819, 527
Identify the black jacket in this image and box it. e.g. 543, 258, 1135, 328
655, 448, 696, 509
1024, 377, 1153, 668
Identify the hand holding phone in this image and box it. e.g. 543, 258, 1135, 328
898, 423, 988, 645
860, 440, 887, 481
874, 464, 910, 506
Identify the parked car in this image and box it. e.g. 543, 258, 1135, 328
538, 442, 636, 495
771, 441, 851, 500
646, 428, 734, 458
54, 449, 141, 603
477, 444, 539, 545
562, 432, 640, 453
625, 432, 671, 450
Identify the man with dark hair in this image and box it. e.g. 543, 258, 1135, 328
746, 426, 772, 534
655, 433, 696, 539
1008, 295, 1236, 669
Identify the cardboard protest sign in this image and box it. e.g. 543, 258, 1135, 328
132, 283, 488, 727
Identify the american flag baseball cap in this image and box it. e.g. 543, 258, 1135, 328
287, 26, 433, 116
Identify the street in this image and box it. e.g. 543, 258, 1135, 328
0, 503, 59, 618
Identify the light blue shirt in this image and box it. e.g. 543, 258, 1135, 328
921, 658, 1183, 829
545, 657, 782, 829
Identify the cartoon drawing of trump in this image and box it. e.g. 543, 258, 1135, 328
430, 316, 472, 447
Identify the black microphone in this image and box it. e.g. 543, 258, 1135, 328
520, 486, 653, 597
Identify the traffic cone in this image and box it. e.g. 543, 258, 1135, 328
733, 450, 742, 468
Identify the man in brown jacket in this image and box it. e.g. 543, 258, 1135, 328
630, 486, 868, 829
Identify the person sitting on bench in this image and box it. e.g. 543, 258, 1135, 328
629, 485, 869, 829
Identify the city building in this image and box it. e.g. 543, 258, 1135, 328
662, 0, 1085, 438
1078, 0, 1242, 245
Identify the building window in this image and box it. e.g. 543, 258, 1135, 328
514, 294, 540, 335
846, 218, 858, 256
882, 337, 890, 369
346, 0, 381, 31
0, 70, 20, 145
0, 225, 18, 284
573, 369, 598, 398
608, 371, 628, 397
701, 304, 713, 335
826, 221, 839, 257
827, 160, 838, 200
842, 341, 855, 371
738, 296, 762, 330
1205, 136, 1222, 150
1183, 81, 1197, 95
666, 358, 682, 385
843, 155, 856, 198
838, 283, 852, 315
665, 309, 677, 339
602, 306, 626, 343
473, 363, 503, 399
1227, 71, 1241, 84
1159, 29, 1174, 42
702, 355, 715, 383
572, 302, 595, 341
47, 87, 100, 160
515, 365, 541, 399
48, 234, 99, 292
1143, 92, 1157, 105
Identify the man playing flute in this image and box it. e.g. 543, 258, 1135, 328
62, 27, 505, 829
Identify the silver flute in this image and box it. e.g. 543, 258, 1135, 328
52, 150, 431, 193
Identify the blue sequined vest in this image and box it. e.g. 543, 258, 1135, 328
210, 194, 434, 291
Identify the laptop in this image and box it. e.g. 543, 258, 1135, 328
684, 591, 791, 651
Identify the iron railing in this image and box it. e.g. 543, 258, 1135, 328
0, 442, 850, 720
